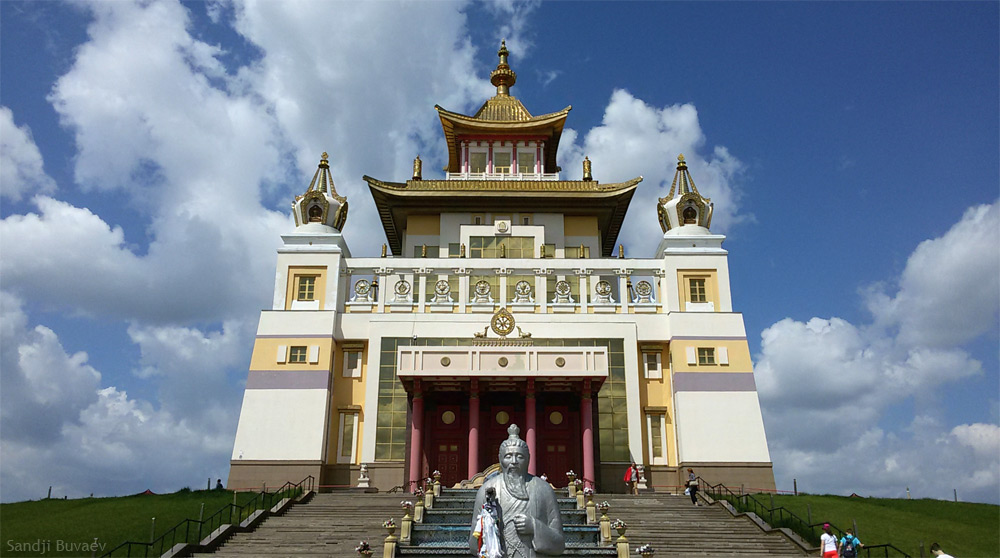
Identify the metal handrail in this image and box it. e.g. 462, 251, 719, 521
100, 475, 314, 557
696, 477, 911, 558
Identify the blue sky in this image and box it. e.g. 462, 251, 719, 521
1, 1, 997, 505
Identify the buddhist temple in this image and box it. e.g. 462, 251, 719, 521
228, 41, 775, 494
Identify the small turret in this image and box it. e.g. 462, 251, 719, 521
292, 152, 348, 231
657, 154, 713, 234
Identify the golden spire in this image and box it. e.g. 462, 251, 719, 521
308, 152, 335, 194
490, 39, 517, 96
666, 153, 699, 199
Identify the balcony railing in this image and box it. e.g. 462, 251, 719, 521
342, 257, 665, 315
445, 171, 561, 181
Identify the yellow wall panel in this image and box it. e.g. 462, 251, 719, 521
406, 214, 441, 236
563, 216, 598, 238
285, 266, 328, 310
670, 339, 754, 372
249, 337, 334, 370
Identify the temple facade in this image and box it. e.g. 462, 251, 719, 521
228, 42, 775, 493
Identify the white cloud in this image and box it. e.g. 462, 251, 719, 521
231, 0, 493, 257
866, 203, 1000, 348
756, 201, 1000, 504
483, 0, 542, 57
561, 90, 747, 257
0, 291, 239, 502
0, 106, 56, 202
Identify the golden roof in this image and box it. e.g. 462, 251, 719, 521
365, 175, 642, 257
435, 41, 571, 173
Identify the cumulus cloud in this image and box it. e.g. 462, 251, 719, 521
756, 201, 1000, 503
866, 203, 1000, 348
561, 90, 747, 257
0, 106, 57, 202
0, 293, 235, 502
230, 0, 493, 256
483, 0, 542, 57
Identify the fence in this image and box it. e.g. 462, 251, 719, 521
101, 476, 314, 557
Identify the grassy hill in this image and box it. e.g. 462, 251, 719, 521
768, 493, 999, 558
0, 489, 257, 557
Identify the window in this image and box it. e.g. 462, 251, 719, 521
412, 245, 440, 257
470, 236, 534, 259
540, 244, 556, 258
338, 411, 359, 463
643, 352, 662, 379
469, 152, 487, 173
448, 243, 462, 258
697, 347, 715, 365
343, 350, 362, 378
289, 346, 308, 363
296, 276, 316, 301
646, 413, 667, 465
518, 152, 535, 174
689, 278, 707, 303
565, 245, 591, 258
519, 214, 533, 226
493, 152, 511, 174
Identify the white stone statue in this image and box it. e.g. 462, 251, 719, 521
469, 424, 564, 557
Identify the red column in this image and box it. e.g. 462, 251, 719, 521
409, 381, 424, 490
468, 380, 480, 479
581, 379, 595, 490
526, 379, 537, 475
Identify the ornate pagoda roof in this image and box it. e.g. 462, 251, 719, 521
365, 176, 642, 258
435, 41, 571, 173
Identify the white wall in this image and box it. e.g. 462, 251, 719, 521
231, 389, 330, 461
673, 391, 771, 462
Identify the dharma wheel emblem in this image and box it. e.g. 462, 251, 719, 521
435, 280, 451, 296
394, 280, 411, 296
475, 280, 492, 297
554, 280, 571, 296
514, 280, 531, 296
635, 280, 653, 297
595, 280, 613, 296
354, 279, 371, 296
490, 307, 516, 337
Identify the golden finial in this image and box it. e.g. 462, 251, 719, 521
460, 243, 466, 258
381, 243, 387, 258
491, 39, 516, 96
618, 244, 624, 259
421, 244, 427, 258
676, 153, 687, 170
582, 156, 593, 181
412, 155, 422, 180
319, 152, 330, 168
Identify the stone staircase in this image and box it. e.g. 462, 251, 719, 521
399, 488, 614, 556
601, 493, 807, 556
200, 490, 806, 557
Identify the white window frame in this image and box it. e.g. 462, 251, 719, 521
646, 413, 668, 465
643, 352, 662, 379
343, 350, 363, 378
337, 411, 359, 464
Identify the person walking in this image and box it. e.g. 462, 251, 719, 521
686, 468, 699, 505
839, 528, 862, 558
819, 523, 838, 558
623, 463, 639, 495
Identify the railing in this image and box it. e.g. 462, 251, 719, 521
343, 257, 668, 315
697, 477, 911, 558
445, 171, 561, 181
101, 476, 314, 557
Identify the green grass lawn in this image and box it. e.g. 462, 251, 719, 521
767, 493, 999, 558
0, 489, 259, 557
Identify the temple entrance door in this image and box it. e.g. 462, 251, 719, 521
428, 404, 465, 487
537, 405, 575, 487
484, 404, 524, 468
